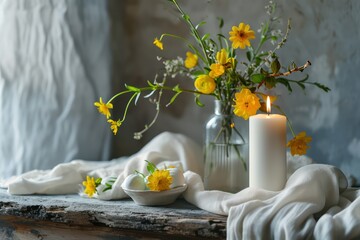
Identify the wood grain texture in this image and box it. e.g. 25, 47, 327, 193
0, 189, 226, 239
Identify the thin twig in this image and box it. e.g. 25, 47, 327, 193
269, 61, 311, 77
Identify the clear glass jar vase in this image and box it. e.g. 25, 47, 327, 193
204, 100, 249, 193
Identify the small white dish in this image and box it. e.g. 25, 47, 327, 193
122, 184, 187, 206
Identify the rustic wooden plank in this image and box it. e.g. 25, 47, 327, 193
0, 189, 227, 239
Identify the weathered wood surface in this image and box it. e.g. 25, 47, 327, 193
0, 189, 227, 239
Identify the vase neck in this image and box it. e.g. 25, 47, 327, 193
214, 100, 232, 116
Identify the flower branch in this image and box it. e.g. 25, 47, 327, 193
93, 0, 330, 157
269, 60, 311, 77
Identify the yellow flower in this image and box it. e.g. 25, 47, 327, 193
147, 169, 173, 191
216, 49, 229, 65
108, 119, 122, 135
229, 23, 255, 49
194, 75, 216, 94
94, 97, 113, 119
216, 48, 235, 69
209, 63, 225, 78
287, 131, 312, 156
184, 51, 198, 69
82, 176, 97, 198
233, 88, 261, 120
153, 38, 163, 50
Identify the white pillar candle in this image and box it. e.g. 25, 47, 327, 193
249, 97, 286, 191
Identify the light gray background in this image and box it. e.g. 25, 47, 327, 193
110, 0, 360, 184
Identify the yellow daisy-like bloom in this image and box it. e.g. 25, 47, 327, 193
147, 169, 173, 191
229, 23, 255, 49
233, 88, 261, 120
194, 75, 216, 94
153, 38, 163, 50
287, 131, 312, 156
82, 176, 97, 198
209, 63, 225, 78
108, 119, 122, 135
184, 51, 198, 69
94, 97, 113, 119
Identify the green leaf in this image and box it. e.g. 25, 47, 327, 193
277, 78, 293, 92
246, 51, 254, 62
313, 82, 331, 92
195, 21, 206, 30
147, 80, 156, 87
182, 14, 190, 21
172, 84, 181, 92
101, 177, 117, 192
271, 58, 281, 74
297, 82, 305, 90
125, 84, 140, 92
167, 92, 182, 107
195, 94, 205, 107
299, 74, 310, 82
265, 77, 277, 89
255, 57, 262, 66
250, 73, 265, 83
217, 33, 227, 39
191, 70, 205, 76
95, 178, 102, 187
271, 35, 278, 42
145, 160, 157, 174
102, 186, 112, 192
217, 17, 224, 28
201, 33, 210, 41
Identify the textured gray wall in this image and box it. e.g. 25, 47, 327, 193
109, 0, 360, 184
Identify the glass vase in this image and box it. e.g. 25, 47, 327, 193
204, 100, 249, 193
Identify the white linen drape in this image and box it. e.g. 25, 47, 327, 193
1, 132, 359, 239
0, 0, 111, 178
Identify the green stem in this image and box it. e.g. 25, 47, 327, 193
170, 0, 211, 65
273, 104, 296, 137
159, 33, 207, 63
253, 19, 291, 74
109, 85, 213, 104
107, 90, 132, 104
121, 92, 139, 122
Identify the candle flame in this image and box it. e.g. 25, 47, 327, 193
266, 96, 271, 114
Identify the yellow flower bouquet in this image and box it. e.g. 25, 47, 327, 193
94, 0, 329, 166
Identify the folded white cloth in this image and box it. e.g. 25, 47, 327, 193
1, 132, 359, 239
1, 132, 204, 199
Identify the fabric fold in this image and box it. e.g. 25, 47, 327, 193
1, 132, 359, 239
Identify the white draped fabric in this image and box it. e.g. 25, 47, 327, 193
0, 0, 111, 178
1, 132, 359, 239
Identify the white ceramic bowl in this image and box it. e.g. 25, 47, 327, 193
122, 184, 187, 206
